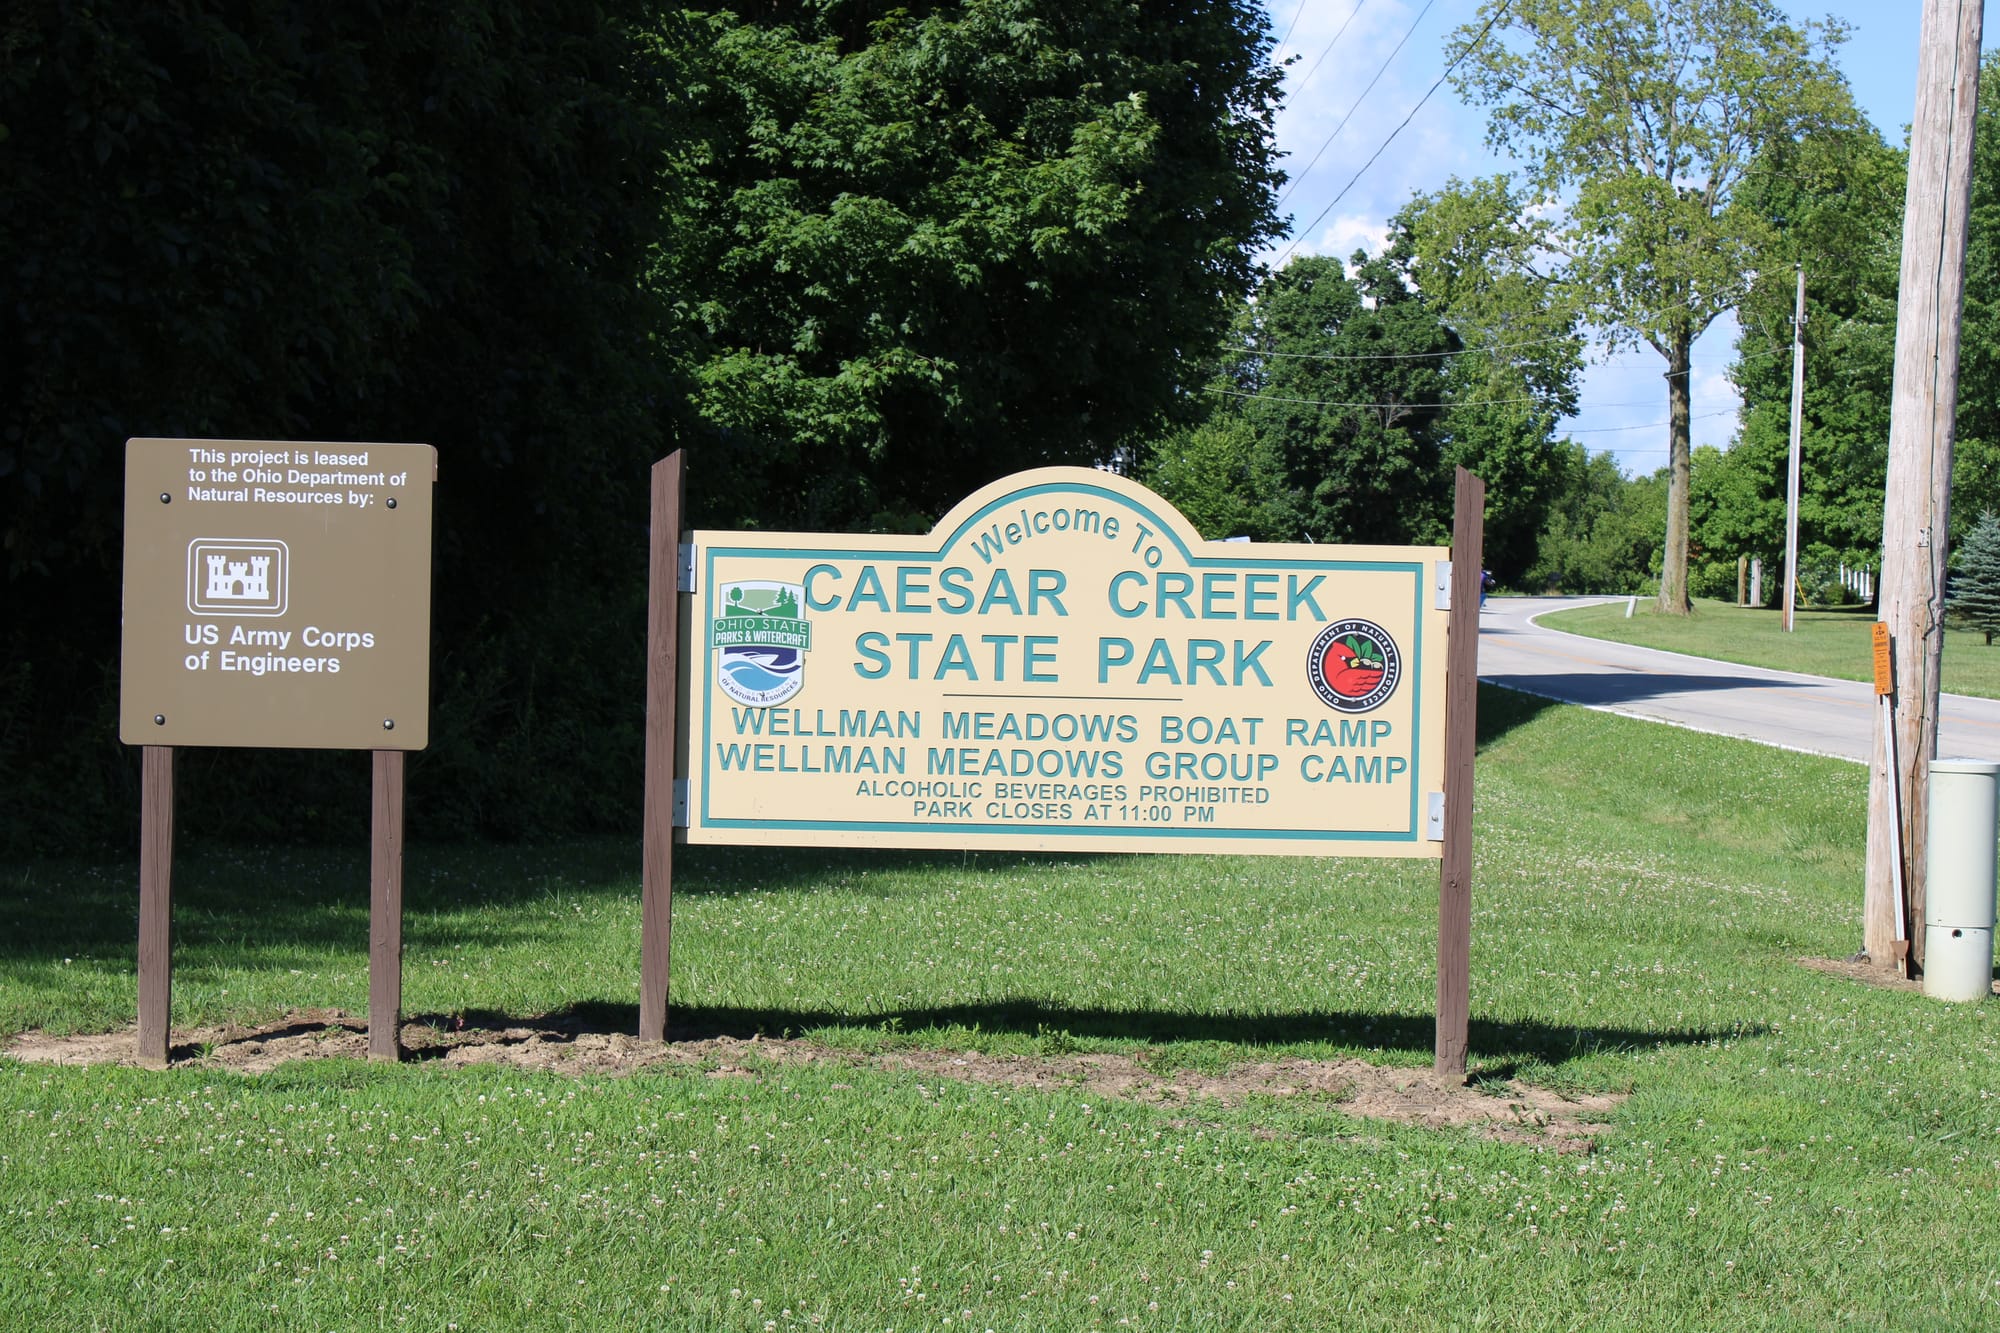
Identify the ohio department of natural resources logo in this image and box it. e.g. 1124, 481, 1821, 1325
1306, 618, 1402, 714
712, 580, 813, 707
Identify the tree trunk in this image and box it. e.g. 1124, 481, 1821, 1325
1656, 334, 1694, 614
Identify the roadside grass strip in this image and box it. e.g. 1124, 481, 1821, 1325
4, 688, 2000, 1329
1541, 596, 2000, 701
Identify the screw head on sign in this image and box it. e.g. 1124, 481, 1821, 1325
386, 497, 397, 510
383, 719, 395, 731
154, 714, 166, 726
159, 493, 171, 504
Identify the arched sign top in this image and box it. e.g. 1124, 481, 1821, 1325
927, 467, 1210, 569
680, 467, 1454, 857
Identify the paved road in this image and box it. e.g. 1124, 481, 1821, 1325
1477, 596, 2000, 764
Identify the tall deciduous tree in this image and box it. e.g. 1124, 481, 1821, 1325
661, 0, 1285, 532
1448, 0, 1857, 613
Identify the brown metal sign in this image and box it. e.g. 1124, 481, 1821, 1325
119, 438, 436, 749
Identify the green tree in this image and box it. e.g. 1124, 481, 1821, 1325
0, 1, 1292, 854
1952, 51, 2000, 540
1950, 512, 2000, 646
1525, 447, 1667, 595
1143, 246, 1578, 578
1140, 416, 1283, 541
1448, 0, 1858, 613
660, 0, 1285, 532
1715, 123, 1903, 594
1392, 179, 1583, 578
1227, 253, 1459, 546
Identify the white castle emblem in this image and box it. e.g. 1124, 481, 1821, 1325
204, 553, 271, 601
187, 538, 288, 616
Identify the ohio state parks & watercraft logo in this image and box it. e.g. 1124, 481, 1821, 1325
711, 580, 812, 707
1306, 618, 1402, 713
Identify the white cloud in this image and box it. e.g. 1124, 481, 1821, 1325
1287, 213, 1392, 264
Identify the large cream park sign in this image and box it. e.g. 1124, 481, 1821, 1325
649, 460, 1486, 1073
681, 468, 1452, 857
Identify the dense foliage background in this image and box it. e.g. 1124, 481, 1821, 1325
0, 0, 1285, 853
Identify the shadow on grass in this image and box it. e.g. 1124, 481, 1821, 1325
410, 998, 1753, 1071
1473, 681, 1562, 751
3, 833, 1275, 969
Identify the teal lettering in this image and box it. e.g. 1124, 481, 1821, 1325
854, 631, 890, 679
1244, 573, 1279, 620
1108, 571, 1145, 618
979, 568, 1022, 615
938, 566, 975, 613
804, 563, 842, 611
849, 565, 891, 612
1287, 574, 1327, 621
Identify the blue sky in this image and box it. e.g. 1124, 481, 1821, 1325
1261, 1, 1988, 473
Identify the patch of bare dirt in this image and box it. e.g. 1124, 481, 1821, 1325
6, 1011, 1620, 1151
1797, 955, 1999, 994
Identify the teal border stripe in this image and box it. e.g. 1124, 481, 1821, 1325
696, 480, 1432, 845
696, 818, 1414, 844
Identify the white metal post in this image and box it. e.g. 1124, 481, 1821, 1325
1783, 265, 1806, 632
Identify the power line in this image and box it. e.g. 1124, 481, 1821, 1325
1564, 409, 1736, 435
1249, 329, 1583, 362
1230, 296, 1799, 367
1274, 0, 1413, 213
1286, 1, 1375, 98
1203, 386, 1741, 440
1275, 0, 1513, 268
1207, 386, 1681, 411
1271, 0, 1310, 61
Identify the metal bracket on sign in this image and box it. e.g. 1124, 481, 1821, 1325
1426, 792, 1446, 842
672, 779, 689, 827
1434, 560, 1452, 611
678, 543, 697, 594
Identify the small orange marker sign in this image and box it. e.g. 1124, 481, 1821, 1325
1871, 622, 1893, 695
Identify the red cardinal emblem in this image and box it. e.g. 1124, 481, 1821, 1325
1307, 620, 1401, 712
1321, 636, 1386, 699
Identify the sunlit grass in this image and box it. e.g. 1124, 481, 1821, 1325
5, 687, 2000, 1329
1540, 596, 2000, 699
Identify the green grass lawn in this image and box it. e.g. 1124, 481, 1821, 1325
1541, 596, 2000, 700
5, 687, 1999, 1330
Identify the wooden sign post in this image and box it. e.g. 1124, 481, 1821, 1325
639, 452, 686, 1045
1435, 468, 1485, 1076
120, 438, 435, 1067
136, 747, 175, 1067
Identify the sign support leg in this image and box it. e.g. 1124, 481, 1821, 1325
640, 451, 686, 1043
137, 745, 175, 1069
1436, 468, 1484, 1078
369, 749, 405, 1062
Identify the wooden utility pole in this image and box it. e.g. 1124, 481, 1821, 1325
1782, 266, 1806, 633
1866, 0, 1983, 971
